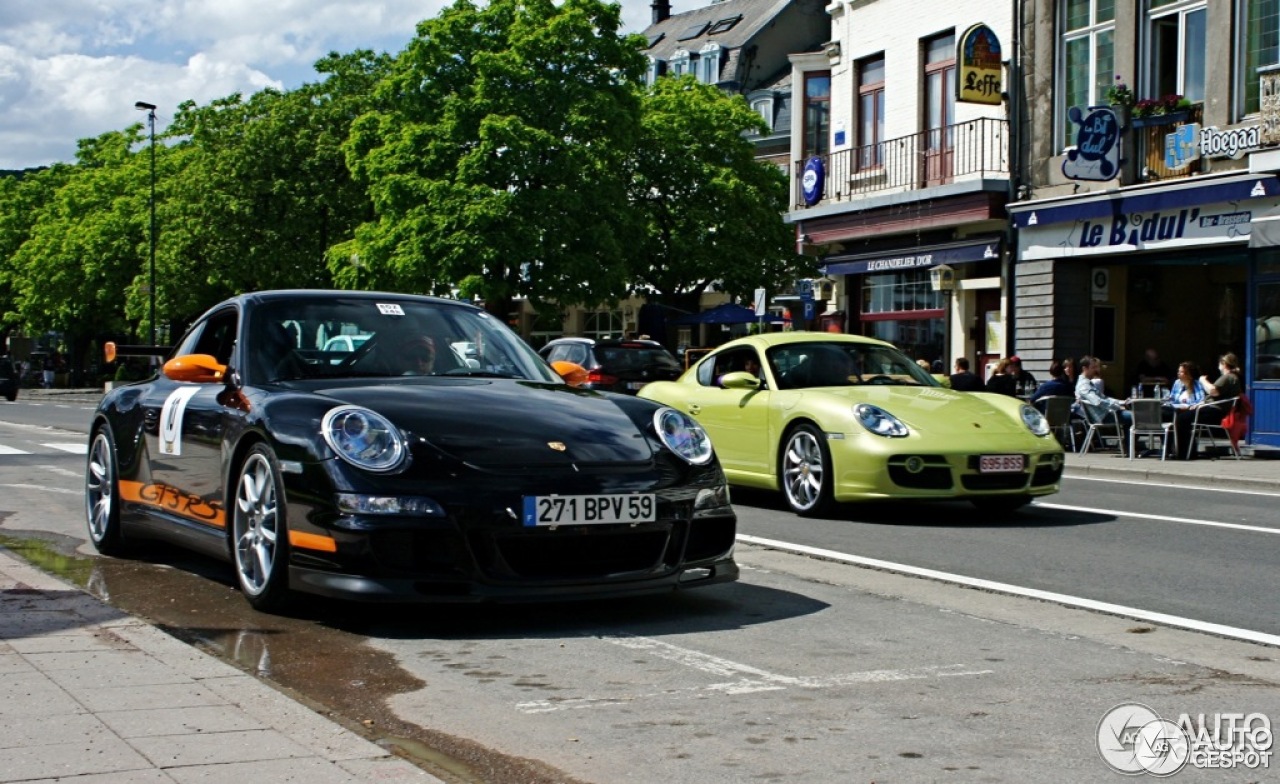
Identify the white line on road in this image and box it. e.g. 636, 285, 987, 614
40, 443, 88, 455
0, 445, 29, 455
737, 534, 1280, 648
0, 483, 80, 496
514, 634, 990, 713
1067, 474, 1280, 498
1038, 502, 1280, 535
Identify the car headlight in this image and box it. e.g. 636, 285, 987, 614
322, 405, 408, 473
854, 403, 909, 438
653, 408, 714, 465
1021, 404, 1051, 437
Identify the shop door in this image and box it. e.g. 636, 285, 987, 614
975, 289, 1001, 381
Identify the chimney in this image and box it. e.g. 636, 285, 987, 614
652, 0, 671, 24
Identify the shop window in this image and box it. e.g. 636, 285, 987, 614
862, 270, 944, 314
1059, 0, 1116, 149
1238, 0, 1280, 117
1256, 282, 1280, 381
584, 310, 624, 340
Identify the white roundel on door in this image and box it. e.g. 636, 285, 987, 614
160, 386, 201, 456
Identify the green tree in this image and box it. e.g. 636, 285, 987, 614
337, 0, 647, 317
7, 130, 147, 379
627, 76, 804, 304
0, 167, 71, 347
162, 50, 390, 323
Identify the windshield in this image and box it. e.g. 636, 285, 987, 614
247, 296, 561, 385
767, 341, 940, 390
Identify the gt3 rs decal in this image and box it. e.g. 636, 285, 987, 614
120, 480, 226, 527
159, 386, 201, 456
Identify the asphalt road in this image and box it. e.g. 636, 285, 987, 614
3, 396, 1280, 782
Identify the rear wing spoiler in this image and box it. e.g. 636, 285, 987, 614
104, 342, 172, 363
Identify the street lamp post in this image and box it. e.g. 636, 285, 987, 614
135, 101, 157, 346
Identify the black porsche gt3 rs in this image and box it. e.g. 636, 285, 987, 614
84, 290, 737, 612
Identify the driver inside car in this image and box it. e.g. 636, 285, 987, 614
399, 336, 436, 375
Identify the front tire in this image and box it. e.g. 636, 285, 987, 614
85, 427, 127, 555
780, 424, 837, 517
232, 444, 292, 612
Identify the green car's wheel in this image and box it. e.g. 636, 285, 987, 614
85, 427, 127, 555
232, 444, 292, 612
780, 424, 836, 516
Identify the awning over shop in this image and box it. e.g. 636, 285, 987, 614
1249, 204, 1280, 248
673, 303, 785, 324
820, 237, 1002, 276
1008, 173, 1280, 229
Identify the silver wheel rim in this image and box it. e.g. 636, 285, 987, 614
234, 453, 279, 596
85, 433, 113, 542
782, 429, 825, 511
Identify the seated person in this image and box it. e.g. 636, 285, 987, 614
949, 357, 983, 391
399, 336, 437, 375
985, 358, 1018, 397
1165, 361, 1205, 459
1029, 360, 1074, 410
1076, 355, 1132, 431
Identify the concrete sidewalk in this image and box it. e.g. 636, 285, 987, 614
0, 548, 437, 783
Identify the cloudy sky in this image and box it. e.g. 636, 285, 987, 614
0, 0, 691, 171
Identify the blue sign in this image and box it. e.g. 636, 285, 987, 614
801, 157, 824, 206
1061, 106, 1121, 182
1165, 123, 1200, 170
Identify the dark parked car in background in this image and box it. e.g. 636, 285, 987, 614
539, 337, 683, 394
0, 357, 18, 401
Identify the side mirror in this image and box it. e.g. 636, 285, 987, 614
163, 354, 226, 384
551, 360, 588, 387
719, 371, 762, 390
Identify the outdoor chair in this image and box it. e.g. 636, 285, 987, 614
1040, 395, 1077, 452
1079, 401, 1127, 456
1189, 397, 1242, 460
1127, 398, 1170, 460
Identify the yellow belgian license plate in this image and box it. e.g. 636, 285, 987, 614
522, 494, 656, 527
979, 454, 1025, 473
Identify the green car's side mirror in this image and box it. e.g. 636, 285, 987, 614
719, 371, 762, 390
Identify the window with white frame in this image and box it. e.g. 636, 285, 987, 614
1238, 0, 1280, 117
1059, 0, 1116, 148
584, 311, 624, 340
699, 43, 722, 84
646, 57, 663, 86
669, 49, 691, 78
750, 96, 774, 132
857, 55, 885, 169
1145, 0, 1206, 104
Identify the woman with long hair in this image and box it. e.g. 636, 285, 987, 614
1167, 361, 1206, 459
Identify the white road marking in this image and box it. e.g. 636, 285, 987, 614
41, 443, 88, 455
0, 483, 80, 496
1038, 502, 1280, 535
1066, 474, 1280, 498
0, 445, 30, 455
737, 534, 1280, 648
514, 634, 991, 713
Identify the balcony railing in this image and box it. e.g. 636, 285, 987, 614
1133, 103, 1205, 182
794, 117, 1009, 210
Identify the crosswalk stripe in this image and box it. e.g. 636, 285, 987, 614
0, 445, 32, 455
42, 443, 88, 455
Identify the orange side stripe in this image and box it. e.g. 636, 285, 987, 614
289, 530, 338, 553
119, 480, 226, 528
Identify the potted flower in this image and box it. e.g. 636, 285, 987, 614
1106, 75, 1135, 109
1133, 93, 1194, 127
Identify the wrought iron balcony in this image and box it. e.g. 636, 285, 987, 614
793, 117, 1010, 210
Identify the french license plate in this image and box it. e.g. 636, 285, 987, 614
627, 381, 646, 390
522, 494, 656, 527
979, 454, 1025, 473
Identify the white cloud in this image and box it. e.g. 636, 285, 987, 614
0, 1, 689, 170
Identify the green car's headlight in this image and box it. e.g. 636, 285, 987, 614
322, 405, 408, 473
1021, 404, 1051, 436
854, 403, 909, 438
654, 408, 714, 465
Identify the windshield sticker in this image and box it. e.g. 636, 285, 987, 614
159, 386, 201, 456
377, 303, 406, 316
